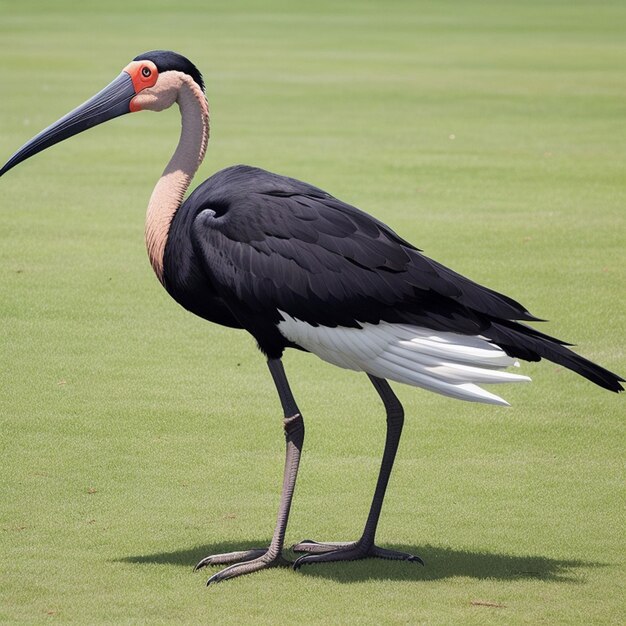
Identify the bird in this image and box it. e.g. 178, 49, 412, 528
1, 50, 623, 585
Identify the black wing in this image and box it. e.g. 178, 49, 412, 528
189, 166, 535, 333
188, 166, 623, 392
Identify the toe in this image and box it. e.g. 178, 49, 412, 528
195, 548, 268, 570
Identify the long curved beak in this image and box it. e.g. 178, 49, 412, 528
0, 72, 136, 177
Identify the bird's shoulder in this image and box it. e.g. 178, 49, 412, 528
187, 164, 329, 213
189, 165, 420, 274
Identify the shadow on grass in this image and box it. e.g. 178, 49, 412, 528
120, 540, 601, 583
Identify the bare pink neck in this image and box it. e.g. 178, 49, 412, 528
145, 76, 209, 283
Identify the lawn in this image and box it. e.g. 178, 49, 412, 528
0, 0, 624, 623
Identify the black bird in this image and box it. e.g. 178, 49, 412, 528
1, 50, 622, 585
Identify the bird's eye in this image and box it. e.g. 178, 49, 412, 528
141, 67, 152, 78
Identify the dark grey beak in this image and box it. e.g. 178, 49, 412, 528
0, 72, 136, 177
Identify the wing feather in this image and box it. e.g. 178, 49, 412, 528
190, 176, 536, 331
184, 165, 623, 394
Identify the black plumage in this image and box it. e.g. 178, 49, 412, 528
164, 164, 622, 392
134, 50, 205, 91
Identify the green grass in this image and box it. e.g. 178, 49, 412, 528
1, 0, 625, 623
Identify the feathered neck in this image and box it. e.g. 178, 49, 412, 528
144, 74, 209, 283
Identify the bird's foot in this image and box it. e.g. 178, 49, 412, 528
291, 538, 423, 569
194, 548, 291, 585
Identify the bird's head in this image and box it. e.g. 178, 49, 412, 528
0, 50, 204, 176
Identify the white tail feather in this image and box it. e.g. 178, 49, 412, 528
277, 312, 530, 405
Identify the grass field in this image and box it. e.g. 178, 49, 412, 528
1, 0, 624, 623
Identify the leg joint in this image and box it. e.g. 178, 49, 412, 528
386, 403, 404, 422
283, 413, 305, 444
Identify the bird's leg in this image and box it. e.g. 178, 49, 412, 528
293, 375, 422, 568
195, 358, 304, 584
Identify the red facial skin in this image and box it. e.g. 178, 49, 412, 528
123, 60, 159, 112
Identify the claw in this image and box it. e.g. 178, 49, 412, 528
194, 548, 268, 571
407, 554, 425, 566
292, 552, 323, 570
